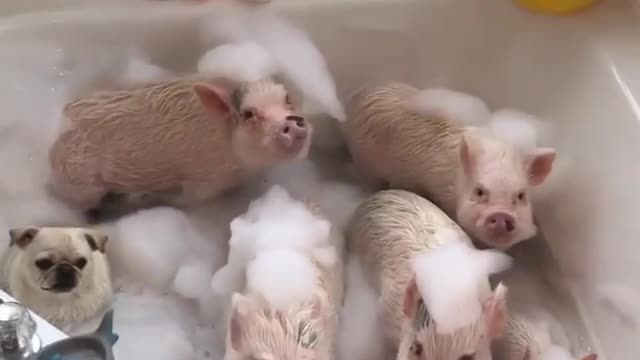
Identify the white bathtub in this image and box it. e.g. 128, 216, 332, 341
0, 0, 638, 359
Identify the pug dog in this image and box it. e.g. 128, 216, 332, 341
0, 226, 113, 335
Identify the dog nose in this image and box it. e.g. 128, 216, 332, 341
485, 212, 515, 234
54, 264, 77, 292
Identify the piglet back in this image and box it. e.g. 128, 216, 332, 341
347, 189, 465, 290
52, 77, 238, 193
343, 82, 463, 213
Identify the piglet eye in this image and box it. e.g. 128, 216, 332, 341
517, 192, 526, 201
285, 94, 292, 105
35, 259, 54, 270
410, 341, 423, 356
474, 187, 485, 198
242, 110, 254, 120
459, 354, 475, 360
75, 257, 88, 269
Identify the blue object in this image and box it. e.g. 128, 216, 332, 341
33, 310, 118, 360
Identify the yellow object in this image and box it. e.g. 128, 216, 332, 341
516, 0, 598, 15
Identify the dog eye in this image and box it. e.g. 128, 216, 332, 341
75, 257, 88, 269
35, 259, 53, 270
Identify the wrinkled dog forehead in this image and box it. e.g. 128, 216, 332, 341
23, 228, 93, 255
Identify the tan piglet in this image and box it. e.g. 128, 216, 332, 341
343, 82, 556, 250
49, 76, 312, 220
224, 201, 344, 360
348, 189, 510, 360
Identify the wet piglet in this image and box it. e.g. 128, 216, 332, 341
343, 82, 556, 250
348, 189, 513, 360
49, 76, 312, 220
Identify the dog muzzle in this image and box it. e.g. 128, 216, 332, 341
41, 263, 80, 293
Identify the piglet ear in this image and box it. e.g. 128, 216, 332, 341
229, 293, 251, 351
402, 276, 421, 319
309, 294, 330, 330
193, 83, 231, 116
484, 282, 508, 338
459, 130, 479, 175
581, 354, 598, 360
310, 294, 324, 319
525, 147, 556, 186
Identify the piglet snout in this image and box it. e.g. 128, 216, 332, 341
485, 212, 515, 234
278, 115, 308, 151
285, 115, 305, 127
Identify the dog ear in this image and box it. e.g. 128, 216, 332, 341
84, 229, 109, 253
8, 227, 39, 248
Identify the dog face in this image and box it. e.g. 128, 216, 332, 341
8, 227, 108, 294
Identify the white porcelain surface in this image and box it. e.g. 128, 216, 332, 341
0, 0, 637, 359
